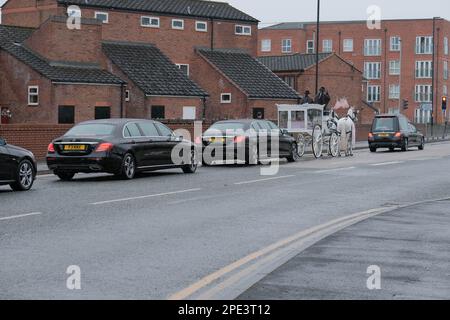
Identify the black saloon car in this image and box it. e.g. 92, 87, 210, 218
0, 137, 37, 191
47, 119, 198, 180
198, 119, 299, 165
368, 114, 425, 152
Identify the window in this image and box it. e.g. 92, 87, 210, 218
367, 85, 381, 102
415, 84, 433, 102
261, 39, 271, 52
364, 62, 382, 79
141, 16, 160, 28
151, 106, 165, 119
390, 36, 401, 51
138, 121, 159, 137
415, 108, 432, 124
252, 108, 265, 119
389, 60, 401, 75
221, 93, 231, 103
235, 25, 251, 36
444, 61, 449, 80
282, 39, 292, 53
389, 84, 400, 99
388, 108, 400, 115
176, 64, 189, 76
445, 37, 449, 55
416, 36, 433, 54
28, 86, 39, 105
94, 12, 108, 24
306, 40, 315, 54
125, 90, 130, 102
343, 39, 353, 52
444, 85, 448, 96
183, 106, 196, 120
172, 19, 184, 30
281, 76, 295, 89
364, 39, 382, 56
322, 39, 333, 53
196, 21, 207, 32
124, 123, 142, 138
95, 107, 111, 120
155, 122, 173, 137
415, 61, 433, 78
58, 106, 75, 124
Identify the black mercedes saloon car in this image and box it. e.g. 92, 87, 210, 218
0, 137, 37, 191
368, 114, 425, 152
198, 119, 299, 165
47, 119, 198, 180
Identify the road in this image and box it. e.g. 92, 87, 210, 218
0, 142, 450, 299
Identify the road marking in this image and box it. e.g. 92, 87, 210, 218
234, 175, 296, 185
0, 212, 43, 222
314, 167, 356, 174
370, 161, 404, 167
90, 188, 202, 205
168, 206, 394, 300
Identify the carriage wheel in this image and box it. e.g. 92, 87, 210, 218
312, 124, 323, 159
329, 132, 340, 158
296, 134, 306, 158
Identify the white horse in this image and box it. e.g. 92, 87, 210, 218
337, 107, 357, 157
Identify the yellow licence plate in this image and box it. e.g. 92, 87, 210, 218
210, 137, 225, 143
64, 145, 86, 151
378, 133, 390, 137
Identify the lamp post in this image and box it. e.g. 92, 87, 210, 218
315, 0, 320, 95
398, 39, 402, 111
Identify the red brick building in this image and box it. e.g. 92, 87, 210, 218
258, 19, 450, 124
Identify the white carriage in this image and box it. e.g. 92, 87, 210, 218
277, 104, 341, 158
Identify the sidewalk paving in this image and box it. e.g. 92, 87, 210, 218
238, 199, 450, 300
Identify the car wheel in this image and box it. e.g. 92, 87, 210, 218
10, 159, 35, 191
117, 153, 136, 180
287, 143, 299, 163
55, 172, 75, 181
418, 138, 425, 150
389, 147, 395, 152
369, 146, 377, 153
401, 138, 409, 152
182, 149, 198, 174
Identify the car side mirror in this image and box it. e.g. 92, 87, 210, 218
281, 129, 289, 135
0, 138, 6, 146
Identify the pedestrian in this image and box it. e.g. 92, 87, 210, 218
315, 87, 331, 111
302, 90, 314, 104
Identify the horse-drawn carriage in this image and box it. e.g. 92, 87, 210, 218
277, 103, 355, 158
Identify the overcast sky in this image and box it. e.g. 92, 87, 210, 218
0, 0, 448, 26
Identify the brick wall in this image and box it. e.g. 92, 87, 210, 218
1, 0, 59, 28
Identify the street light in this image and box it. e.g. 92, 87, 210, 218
398, 39, 403, 112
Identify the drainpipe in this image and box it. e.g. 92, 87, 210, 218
202, 96, 207, 120
210, 18, 214, 51
338, 31, 342, 55
120, 84, 124, 118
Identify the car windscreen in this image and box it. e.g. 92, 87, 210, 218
372, 117, 397, 132
208, 123, 247, 132
64, 124, 116, 136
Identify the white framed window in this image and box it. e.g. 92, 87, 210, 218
281, 39, 292, 53
221, 93, 232, 104
415, 61, 433, 78
235, 25, 251, 36
322, 39, 333, 53
364, 62, 382, 79
416, 36, 433, 54
415, 108, 432, 124
176, 64, 189, 76
141, 16, 160, 28
343, 39, 353, 52
195, 21, 207, 32
389, 60, 400, 75
444, 85, 448, 96
125, 90, 130, 102
367, 85, 381, 102
306, 40, 315, 54
28, 86, 39, 105
444, 61, 449, 80
390, 36, 401, 51
172, 19, 184, 30
94, 11, 108, 24
415, 84, 433, 102
445, 37, 449, 55
261, 39, 271, 52
182, 106, 196, 120
389, 84, 400, 99
364, 39, 382, 56
388, 108, 400, 115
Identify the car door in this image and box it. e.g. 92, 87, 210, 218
408, 123, 418, 145
0, 141, 14, 181
267, 121, 291, 156
136, 120, 165, 167
122, 122, 148, 167
154, 122, 179, 165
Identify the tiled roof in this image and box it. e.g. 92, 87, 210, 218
103, 41, 208, 97
258, 53, 332, 72
198, 49, 300, 100
0, 25, 125, 85
58, 0, 258, 22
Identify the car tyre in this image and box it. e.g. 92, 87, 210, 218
287, 143, 299, 163
389, 147, 395, 152
55, 172, 75, 181
401, 138, 409, 152
182, 149, 198, 174
10, 159, 35, 191
369, 146, 377, 153
117, 153, 136, 180
418, 138, 425, 150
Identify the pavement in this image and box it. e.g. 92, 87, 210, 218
1, 141, 450, 299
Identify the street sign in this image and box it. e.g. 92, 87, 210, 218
420, 103, 433, 112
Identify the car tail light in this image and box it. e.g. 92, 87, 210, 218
368, 133, 373, 139
47, 143, 55, 153
95, 143, 114, 152
195, 136, 202, 144
394, 132, 402, 138
234, 136, 246, 144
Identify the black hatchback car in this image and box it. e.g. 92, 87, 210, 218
47, 119, 197, 180
368, 114, 425, 152
0, 137, 37, 191
199, 119, 299, 165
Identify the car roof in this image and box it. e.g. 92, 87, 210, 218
77, 118, 156, 125
375, 114, 405, 118
214, 119, 270, 124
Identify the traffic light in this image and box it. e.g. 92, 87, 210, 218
442, 96, 447, 111
402, 99, 409, 110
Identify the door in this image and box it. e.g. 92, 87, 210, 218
136, 120, 167, 167
408, 123, 418, 145
0, 143, 14, 181
95, 107, 111, 120
123, 122, 148, 167
154, 122, 179, 165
